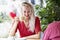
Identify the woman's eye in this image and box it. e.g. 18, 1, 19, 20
24, 11, 26, 13
27, 11, 30, 13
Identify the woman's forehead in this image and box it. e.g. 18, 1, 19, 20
22, 6, 31, 10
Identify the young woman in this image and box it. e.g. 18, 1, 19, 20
9, 2, 41, 40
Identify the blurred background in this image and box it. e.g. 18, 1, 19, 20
0, 0, 60, 39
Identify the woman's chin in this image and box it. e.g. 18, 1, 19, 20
25, 17, 30, 20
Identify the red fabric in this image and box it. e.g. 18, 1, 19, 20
16, 17, 41, 37
10, 12, 16, 19
35, 17, 41, 34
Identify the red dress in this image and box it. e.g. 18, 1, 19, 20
15, 17, 41, 38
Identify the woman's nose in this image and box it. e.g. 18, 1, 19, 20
25, 12, 29, 16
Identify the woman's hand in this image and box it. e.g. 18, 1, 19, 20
14, 17, 19, 23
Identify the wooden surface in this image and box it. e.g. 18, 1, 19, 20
27, 38, 40, 40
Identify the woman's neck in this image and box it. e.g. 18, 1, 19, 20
24, 19, 30, 28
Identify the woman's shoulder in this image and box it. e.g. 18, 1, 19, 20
35, 17, 40, 23
44, 21, 60, 33
35, 16, 40, 21
35, 16, 40, 19
46, 21, 60, 31
44, 21, 60, 39
48, 21, 60, 27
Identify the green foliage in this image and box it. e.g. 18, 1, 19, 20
0, 16, 3, 23
0, 12, 11, 23
35, 0, 60, 32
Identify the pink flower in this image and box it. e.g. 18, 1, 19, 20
10, 12, 16, 19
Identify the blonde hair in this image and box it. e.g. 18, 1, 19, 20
19, 2, 35, 32
21, 2, 35, 18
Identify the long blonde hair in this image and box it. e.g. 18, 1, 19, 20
19, 2, 35, 32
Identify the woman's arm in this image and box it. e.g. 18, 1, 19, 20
9, 17, 19, 36
23, 32, 40, 39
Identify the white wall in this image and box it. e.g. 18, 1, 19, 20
35, 0, 40, 5
0, 0, 29, 38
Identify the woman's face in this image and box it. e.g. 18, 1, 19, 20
22, 5, 32, 20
